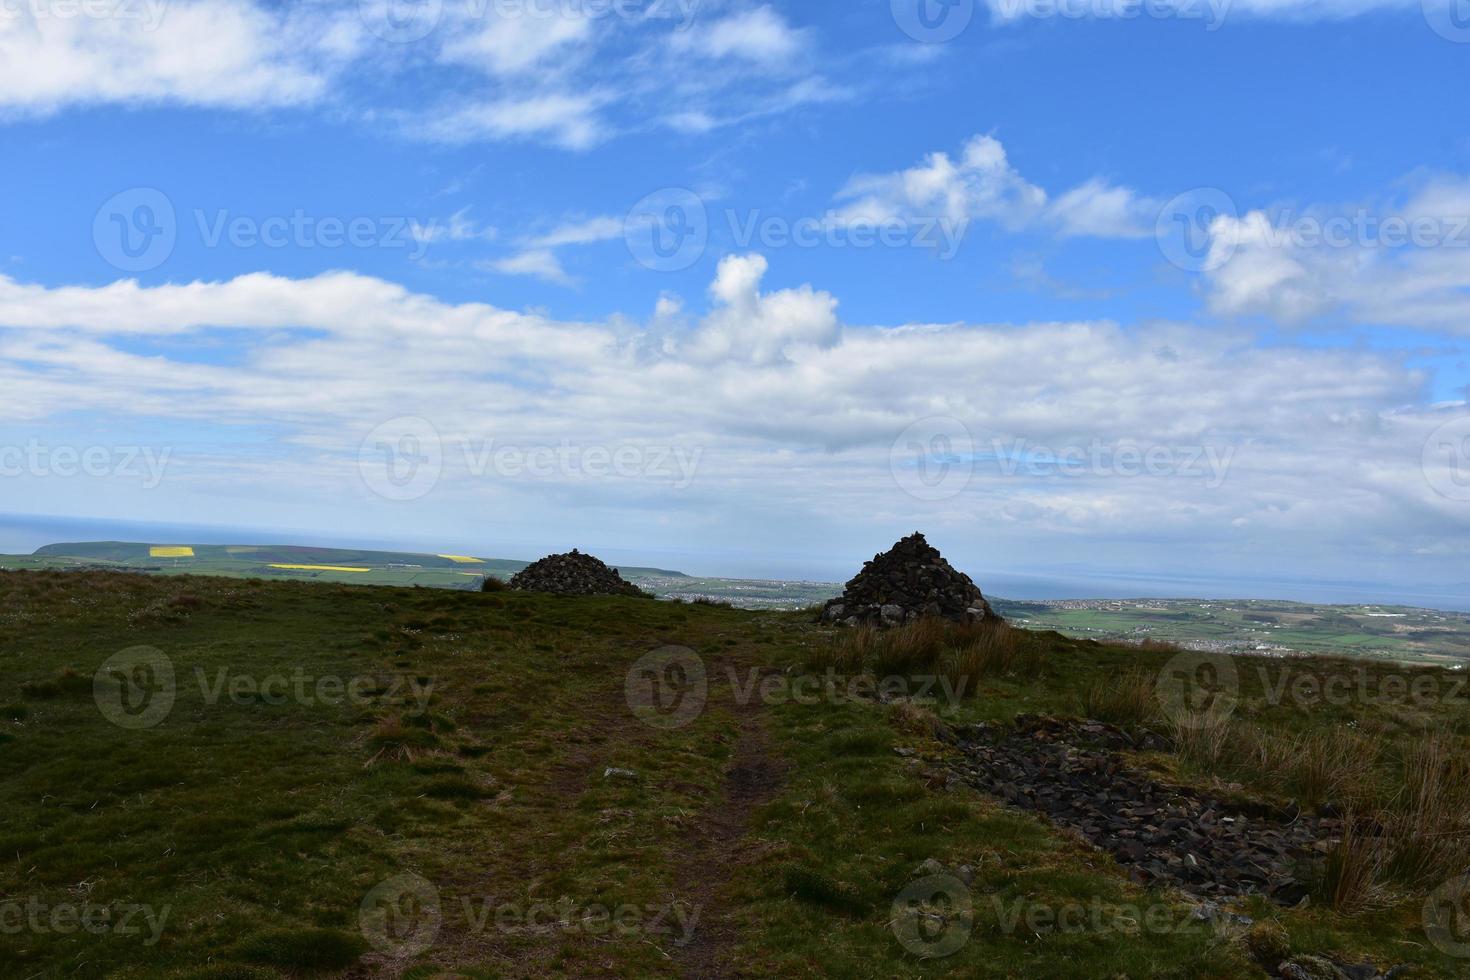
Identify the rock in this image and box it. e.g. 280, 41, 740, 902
913, 858, 948, 877
1279, 956, 1344, 980
603, 767, 639, 781
508, 549, 650, 597
819, 532, 999, 628
946, 717, 1333, 905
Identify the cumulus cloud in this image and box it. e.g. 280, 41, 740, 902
0, 259, 1460, 589
0, 0, 353, 114
827, 135, 1156, 240
1202, 175, 1470, 330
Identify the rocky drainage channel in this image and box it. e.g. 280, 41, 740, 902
939, 716, 1342, 905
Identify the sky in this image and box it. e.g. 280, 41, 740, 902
1, 0, 1469, 601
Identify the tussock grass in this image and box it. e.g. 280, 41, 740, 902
1078, 668, 1159, 727
809, 618, 1042, 700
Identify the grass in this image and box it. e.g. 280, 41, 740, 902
0, 569, 1467, 977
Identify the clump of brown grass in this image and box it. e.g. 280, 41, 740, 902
1285, 730, 1377, 807
812, 618, 1037, 699
869, 618, 949, 677
1322, 813, 1396, 914
1077, 669, 1158, 728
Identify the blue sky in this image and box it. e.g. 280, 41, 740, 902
1, 0, 1469, 600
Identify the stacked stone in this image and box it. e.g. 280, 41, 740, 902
819, 532, 998, 627
507, 550, 648, 597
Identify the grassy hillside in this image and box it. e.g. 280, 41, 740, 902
1, 570, 1467, 978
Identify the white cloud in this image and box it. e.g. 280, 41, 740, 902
827, 135, 1154, 239
0, 259, 1459, 592
1202, 175, 1470, 330
484, 216, 625, 285
669, 5, 807, 63
412, 92, 608, 150
440, 9, 592, 76
484, 249, 572, 285
0, 0, 351, 114
984, 0, 1417, 24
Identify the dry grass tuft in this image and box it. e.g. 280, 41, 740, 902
1078, 669, 1159, 727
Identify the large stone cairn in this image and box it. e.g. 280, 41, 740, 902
507, 549, 648, 597
819, 532, 998, 627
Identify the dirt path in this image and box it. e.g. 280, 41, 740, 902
670, 661, 787, 980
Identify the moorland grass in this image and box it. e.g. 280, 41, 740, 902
0, 570, 1466, 977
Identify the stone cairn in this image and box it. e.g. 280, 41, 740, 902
507, 549, 649, 597
819, 532, 998, 627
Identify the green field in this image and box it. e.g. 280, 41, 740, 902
2, 569, 1468, 977
0, 541, 689, 593
998, 598, 1470, 668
